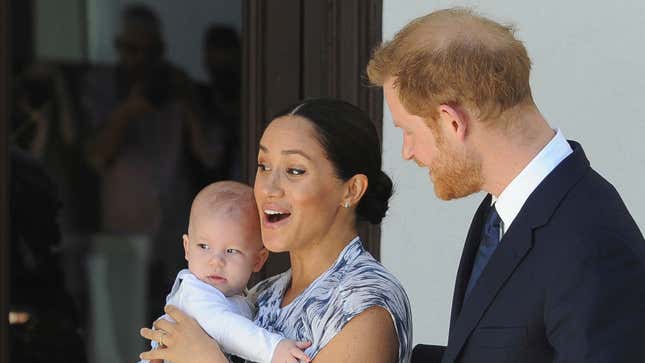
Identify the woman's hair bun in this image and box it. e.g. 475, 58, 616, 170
357, 170, 393, 224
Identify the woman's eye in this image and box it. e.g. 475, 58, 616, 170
257, 163, 271, 172
198, 244, 209, 250
287, 168, 306, 176
226, 248, 240, 254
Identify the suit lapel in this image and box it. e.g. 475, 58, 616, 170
449, 195, 492, 328
443, 219, 533, 363
442, 141, 591, 363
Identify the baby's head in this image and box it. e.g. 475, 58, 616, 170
183, 181, 268, 296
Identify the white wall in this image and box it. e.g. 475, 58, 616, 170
380, 0, 645, 347
35, 0, 85, 61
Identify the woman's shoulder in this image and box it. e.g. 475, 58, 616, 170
337, 252, 410, 308
308, 243, 412, 362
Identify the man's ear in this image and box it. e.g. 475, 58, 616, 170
341, 174, 368, 209
438, 104, 469, 141
253, 248, 270, 272
182, 234, 190, 262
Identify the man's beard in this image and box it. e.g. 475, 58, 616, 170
431, 139, 483, 201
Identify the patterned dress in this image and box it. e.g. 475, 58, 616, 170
247, 237, 412, 362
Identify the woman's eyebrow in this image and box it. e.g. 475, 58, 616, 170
259, 144, 312, 160
282, 149, 312, 160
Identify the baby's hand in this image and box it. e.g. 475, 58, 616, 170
271, 339, 312, 363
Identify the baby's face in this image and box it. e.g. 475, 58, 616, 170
184, 212, 266, 296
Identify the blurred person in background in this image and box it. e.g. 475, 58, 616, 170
81, 4, 211, 362
9, 144, 87, 363
193, 24, 242, 185
11, 61, 99, 340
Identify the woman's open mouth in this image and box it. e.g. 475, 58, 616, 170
264, 208, 291, 225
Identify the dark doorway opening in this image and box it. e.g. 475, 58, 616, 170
0, 0, 382, 361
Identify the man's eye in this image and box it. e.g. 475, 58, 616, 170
257, 163, 271, 172
226, 248, 240, 254
287, 168, 306, 176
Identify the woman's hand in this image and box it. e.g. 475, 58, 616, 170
139, 305, 228, 363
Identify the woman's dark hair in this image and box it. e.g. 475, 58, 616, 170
270, 98, 393, 224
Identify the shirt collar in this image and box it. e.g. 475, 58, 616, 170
494, 129, 573, 234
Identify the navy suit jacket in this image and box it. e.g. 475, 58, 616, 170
441, 141, 645, 363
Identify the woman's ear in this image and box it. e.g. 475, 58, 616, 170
253, 248, 270, 272
341, 174, 368, 209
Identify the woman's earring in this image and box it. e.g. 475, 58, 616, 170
344, 201, 350, 208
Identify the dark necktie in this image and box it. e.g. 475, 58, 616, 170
465, 205, 502, 299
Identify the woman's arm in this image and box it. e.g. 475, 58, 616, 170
312, 306, 398, 363
139, 305, 229, 363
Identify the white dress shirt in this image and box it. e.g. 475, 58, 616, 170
494, 129, 573, 236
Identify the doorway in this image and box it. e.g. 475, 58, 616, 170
0, 0, 382, 361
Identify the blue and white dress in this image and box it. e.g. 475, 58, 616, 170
247, 237, 412, 362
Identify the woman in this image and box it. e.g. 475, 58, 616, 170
141, 98, 412, 362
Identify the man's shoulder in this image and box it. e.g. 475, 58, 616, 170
526, 164, 644, 260
552, 166, 635, 227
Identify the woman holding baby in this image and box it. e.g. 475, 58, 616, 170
140, 98, 412, 363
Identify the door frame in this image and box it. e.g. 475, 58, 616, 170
241, 0, 383, 280
1, 0, 11, 360
0, 1, 384, 357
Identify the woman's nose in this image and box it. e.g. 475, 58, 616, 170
260, 170, 284, 198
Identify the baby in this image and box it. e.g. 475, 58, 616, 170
141, 181, 309, 363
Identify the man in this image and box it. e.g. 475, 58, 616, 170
368, 8, 645, 363
194, 25, 242, 184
